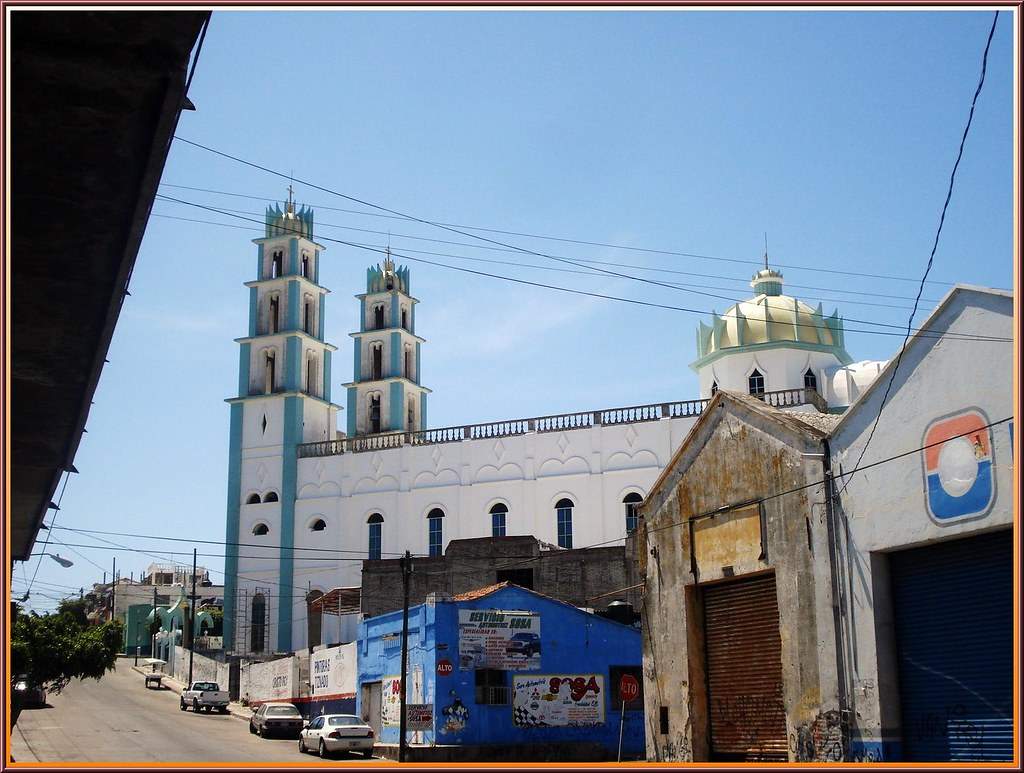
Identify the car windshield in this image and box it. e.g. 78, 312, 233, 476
194, 682, 219, 691
267, 706, 300, 716
327, 716, 364, 726
513, 633, 534, 640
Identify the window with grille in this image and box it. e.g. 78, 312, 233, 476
804, 368, 818, 392
474, 669, 509, 705
556, 498, 574, 549
490, 503, 507, 537
748, 369, 765, 396
623, 492, 643, 533
367, 514, 383, 560
427, 508, 444, 557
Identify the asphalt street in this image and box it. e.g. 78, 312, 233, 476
12, 660, 382, 764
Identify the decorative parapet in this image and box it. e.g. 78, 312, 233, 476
297, 388, 825, 459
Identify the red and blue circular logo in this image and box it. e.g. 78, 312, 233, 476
923, 409, 995, 522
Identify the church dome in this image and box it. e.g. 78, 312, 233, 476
691, 267, 852, 370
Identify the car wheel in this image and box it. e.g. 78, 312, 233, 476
362, 749, 374, 759
298, 737, 306, 754
249, 721, 255, 734
220, 707, 228, 714
319, 739, 329, 759
193, 699, 200, 712
179, 699, 187, 711
257, 724, 264, 737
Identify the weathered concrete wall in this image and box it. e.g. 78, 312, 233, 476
239, 654, 298, 706
829, 288, 1013, 761
172, 646, 221, 685
641, 395, 840, 762
361, 536, 640, 618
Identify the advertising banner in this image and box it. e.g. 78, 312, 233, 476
381, 667, 424, 727
512, 675, 605, 728
458, 609, 541, 671
311, 643, 357, 697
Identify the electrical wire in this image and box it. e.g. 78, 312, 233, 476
151, 211, 937, 314
158, 180, 972, 289
24, 470, 71, 600
836, 11, 1000, 497
153, 194, 1011, 344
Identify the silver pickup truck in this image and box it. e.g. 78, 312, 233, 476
180, 681, 229, 713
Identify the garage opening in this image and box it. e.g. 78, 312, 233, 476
889, 529, 1012, 761
702, 572, 787, 761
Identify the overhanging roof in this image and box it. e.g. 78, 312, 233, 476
10, 11, 210, 561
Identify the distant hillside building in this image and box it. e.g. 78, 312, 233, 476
222, 201, 882, 655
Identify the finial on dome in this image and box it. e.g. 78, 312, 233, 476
285, 181, 295, 217
763, 232, 769, 271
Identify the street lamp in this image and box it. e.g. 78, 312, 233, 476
38, 553, 74, 568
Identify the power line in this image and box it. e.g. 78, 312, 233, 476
25, 470, 71, 599
151, 201, 951, 306
837, 11, 1000, 496
158, 180, 970, 288
153, 194, 1011, 344
151, 210, 938, 314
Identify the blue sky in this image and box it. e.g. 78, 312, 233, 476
20, 9, 1014, 609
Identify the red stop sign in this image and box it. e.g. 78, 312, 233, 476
619, 674, 640, 702
437, 659, 453, 676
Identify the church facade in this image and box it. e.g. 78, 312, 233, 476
223, 201, 881, 655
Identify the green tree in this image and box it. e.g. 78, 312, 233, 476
11, 599, 123, 696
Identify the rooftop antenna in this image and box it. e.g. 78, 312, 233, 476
763, 232, 769, 271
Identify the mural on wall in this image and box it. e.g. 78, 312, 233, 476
311, 643, 356, 697
458, 609, 541, 671
922, 409, 995, 522
438, 690, 469, 735
380, 666, 423, 727
512, 675, 605, 728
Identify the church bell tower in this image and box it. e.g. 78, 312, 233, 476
342, 252, 430, 437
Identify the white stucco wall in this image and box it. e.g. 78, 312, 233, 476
698, 346, 843, 399
829, 287, 1013, 758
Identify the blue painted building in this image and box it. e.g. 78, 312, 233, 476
356, 582, 644, 760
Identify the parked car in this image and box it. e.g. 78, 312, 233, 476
180, 681, 229, 713
13, 676, 46, 708
505, 631, 541, 658
299, 714, 374, 758
249, 702, 304, 738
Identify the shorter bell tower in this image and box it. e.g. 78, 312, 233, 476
342, 252, 430, 436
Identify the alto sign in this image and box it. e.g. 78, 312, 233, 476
436, 659, 453, 676
619, 674, 640, 702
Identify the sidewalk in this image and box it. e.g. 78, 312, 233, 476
129, 665, 254, 722
9, 722, 39, 763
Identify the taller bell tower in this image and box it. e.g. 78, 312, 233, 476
342, 252, 430, 437
223, 193, 339, 654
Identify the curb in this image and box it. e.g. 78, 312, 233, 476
129, 666, 252, 723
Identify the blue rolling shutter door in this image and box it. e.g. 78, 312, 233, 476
889, 529, 1012, 762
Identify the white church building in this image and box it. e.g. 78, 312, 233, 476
222, 200, 884, 655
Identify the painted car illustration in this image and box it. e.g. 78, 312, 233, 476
505, 632, 541, 658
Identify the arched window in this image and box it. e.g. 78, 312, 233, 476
555, 498, 574, 549
623, 492, 643, 533
427, 508, 445, 557
268, 295, 280, 334
804, 368, 818, 392
367, 513, 383, 560
252, 523, 270, 536
246, 493, 261, 505
304, 299, 314, 335
710, 381, 719, 396
401, 307, 408, 330
407, 398, 416, 431
250, 593, 266, 653
310, 518, 326, 532
263, 491, 279, 503
369, 394, 382, 434
371, 343, 383, 380
306, 590, 323, 650
404, 345, 412, 379
306, 356, 317, 397
373, 305, 385, 330
271, 250, 283, 278
301, 253, 310, 279
748, 369, 765, 396
264, 350, 276, 394
490, 503, 508, 537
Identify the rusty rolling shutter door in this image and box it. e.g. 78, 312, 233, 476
703, 572, 788, 761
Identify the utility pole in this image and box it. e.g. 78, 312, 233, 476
187, 548, 197, 686
152, 585, 158, 660
398, 550, 412, 764
111, 557, 117, 623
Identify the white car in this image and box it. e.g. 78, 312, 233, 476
298, 714, 375, 758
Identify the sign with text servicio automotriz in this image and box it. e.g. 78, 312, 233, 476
512, 674, 605, 727
458, 609, 541, 671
